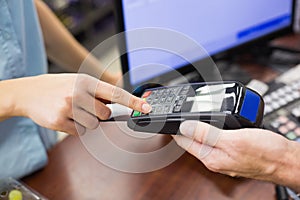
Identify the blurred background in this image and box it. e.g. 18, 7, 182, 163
43, 0, 117, 73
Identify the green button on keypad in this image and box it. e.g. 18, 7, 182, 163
286, 132, 297, 140
133, 111, 141, 117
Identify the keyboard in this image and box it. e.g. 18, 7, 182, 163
258, 65, 300, 200
266, 81, 300, 199
263, 79, 300, 142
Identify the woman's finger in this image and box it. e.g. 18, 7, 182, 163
70, 107, 100, 130
75, 94, 112, 120
63, 119, 86, 136
93, 81, 152, 114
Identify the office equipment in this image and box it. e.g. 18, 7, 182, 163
21, 32, 299, 200
264, 81, 300, 138
294, 0, 300, 33
264, 64, 300, 199
246, 79, 269, 96
128, 81, 264, 134
263, 64, 300, 142
115, 0, 295, 91
0, 178, 46, 200
276, 185, 289, 200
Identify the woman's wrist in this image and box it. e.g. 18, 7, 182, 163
0, 77, 35, 120
0, 79, 19, 120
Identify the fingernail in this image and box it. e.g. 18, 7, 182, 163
180, 121, 198, 138
142, 103, 152, 113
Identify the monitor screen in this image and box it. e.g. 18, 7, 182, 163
117, 0, 294, 89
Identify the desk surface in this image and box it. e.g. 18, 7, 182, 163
23, 135, 275, 200
23, 34, 300, 200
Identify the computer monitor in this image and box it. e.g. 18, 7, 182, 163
115, 0, 295, 91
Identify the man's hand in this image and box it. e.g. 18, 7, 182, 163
10, 74, 151, 136
173, 121, 300, 191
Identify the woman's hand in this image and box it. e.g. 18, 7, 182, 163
173, 121, 300, 191
10, 73, 151, 135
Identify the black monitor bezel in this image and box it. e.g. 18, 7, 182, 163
114, 0, 295, 92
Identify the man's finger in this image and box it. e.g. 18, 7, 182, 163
179, 121, 222, 147
173, 135, 216, 160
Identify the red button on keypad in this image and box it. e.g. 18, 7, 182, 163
142, 91, 152, 98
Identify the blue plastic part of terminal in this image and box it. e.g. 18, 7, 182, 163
240, 89, 260, 123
